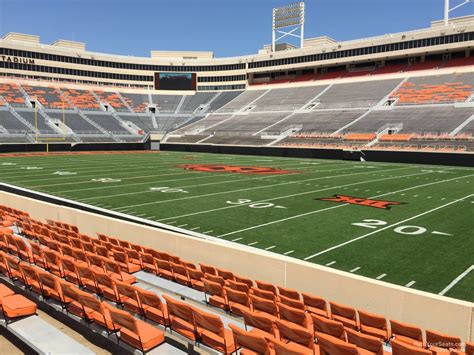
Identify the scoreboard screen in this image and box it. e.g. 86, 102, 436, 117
155, 72, 196, 91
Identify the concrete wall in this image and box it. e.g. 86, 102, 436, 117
1, 191, 472, 343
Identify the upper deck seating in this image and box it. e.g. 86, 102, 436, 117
119, 93, 149, 113
117, 114, 155, 131
208, 91, 243, 112
348, 107, 474, 134
61, 89, 100, 110
150, 95, 182, 113
316, 79, 402, 109
217, 90, 267, 113
179, 93, 216, 113
252, 86, 328, 111
94, 91, 128, 111
392, 73, 474, 105
0, 83, 26, 106
22, 86, 71, 109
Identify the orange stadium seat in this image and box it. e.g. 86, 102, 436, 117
391, 339, 431, 355
330, 302, 358, 330
390, 320, 424, 348
228, 323, 271, 355
194, 308, 236, 354
136, 288, 169, 327
358, 309, 389, 341
162, 294, 197, 341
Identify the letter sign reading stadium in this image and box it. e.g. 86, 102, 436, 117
0, 56, 35, 64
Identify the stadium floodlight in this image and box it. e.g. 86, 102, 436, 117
272, 2, 305, 52
444, 0, 474, 26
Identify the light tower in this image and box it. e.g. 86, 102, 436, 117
272, 2, 305, 52
444, 0, 473, 26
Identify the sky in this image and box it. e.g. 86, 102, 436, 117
0, 0, 473, 58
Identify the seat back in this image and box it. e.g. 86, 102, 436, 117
425, 329, 461, 350
346, 328, 384, 354
391, 339, 431, 355
302, 293, 327, 311
204, 279, 224, 297
19, 263, 39, 284
277, 302, 307, 327
187, 267, 204, 281
224, 287, 249, 306
311, 314, 345, 340
115, 282, 137, 300
227, 280, 250, 293
136, 289, 164, 310
266, 337, 310, 355
278, 286, 300, 300
199, 263, 217, 275
243, 310, 275, 335
108, 304, 136, 332
279, 294, 305, 310
390, 320, 423, 343
193, 308, 224, 336
330, 302, 356, 320
113, 251, 128, 264
317, 332, 359, 355
276, 319, 313, 348
94, 271, 115, 288
256, 280, 277, 294
252, 287, 276, 301
465, 342, 474, 355
228, 323, 269, 354
251, 295, 277, 316
216, 268, 234, 281
162, 294, 194, 323
204, 273, 225, 286
38, 272, 58, 290
358, 310, 387, 331
234, 275, 254, 288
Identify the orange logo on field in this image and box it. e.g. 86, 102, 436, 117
318, 195, 403, 210
180, 164, 299, 175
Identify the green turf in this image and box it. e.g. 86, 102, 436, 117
0, 151, 473, 302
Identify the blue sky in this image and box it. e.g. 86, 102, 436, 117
0, 0, 473, 58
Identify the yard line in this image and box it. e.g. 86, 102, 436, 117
376, 274, 387, 280
215, 170, 432, 237
265, 245, 276, 250
325, 261, 336, 266
350, 267, 361, 273
189, 227, 201, 231
218, 173, 473, 239
304, 193, 473, 260
80, 163, 355, 202
134, 213, 147, 217
58, 160, 344, 195
157, 167, 419, 220
284, 250, 294, 255
24, 156, 310, 187
202, 230, 214, 234
231, 238, 243, 242
77, 162, 350, 201
177, 224, 188, 228
438, 265, 474, 296
405, 281, 416, 288
248, 242, 259, 246
167, 221, 177, 225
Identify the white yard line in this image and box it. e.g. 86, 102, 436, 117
284, 250, 295, 255
77, 162, 352, 201
248, 242, 259, 246
218, 173, 473, 239
158, 167, 420, 221
189, 227, 201, 231
350, 267, 361, 273
109, 164, 374, 210
215, 170, 434, 238
231, 238, 243, 242
438, 265, 474, 296
66, 164, 348, 198
405, 281, 416, 288
304, 193, 473, 261
376, 274, 387, 280
325, 261, 336, 266
265, 245, 276, 250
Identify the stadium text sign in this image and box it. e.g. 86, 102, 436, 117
318, 195, 403, 210
0, 56, 35, 64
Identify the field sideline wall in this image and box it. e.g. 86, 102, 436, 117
0, 141, 150, 153
0, 190, 472, 343
161, 143, 474, 167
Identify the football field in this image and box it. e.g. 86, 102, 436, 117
0, 151, 473, 302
